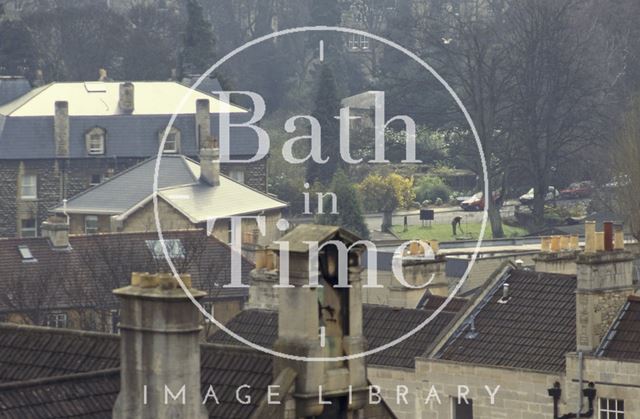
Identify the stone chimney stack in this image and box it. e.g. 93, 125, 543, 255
41, 216, 70, 249
118, 82, 135, 114
112, 273, 207, 419
33, 69, 45, 87
534, 235, 580, 275
199, 136, 220, 186
388, 240, 447, 307
54, 101, 69, 157
576, 222, 635, 352
268, 225, 368, 418
98, 68, 109, 81
195, 99, 210, 148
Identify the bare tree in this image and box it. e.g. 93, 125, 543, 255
0, 264, 64, 326
503, 0, 608, 227
613, 97, 640, 239
416, 0, 515, 237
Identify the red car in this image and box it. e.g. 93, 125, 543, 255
460, 191, 501, 211
560, 181, 593, 199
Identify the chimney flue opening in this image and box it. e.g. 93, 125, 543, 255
498, 283, 510, 304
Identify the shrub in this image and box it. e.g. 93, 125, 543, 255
415, 176, 452, 205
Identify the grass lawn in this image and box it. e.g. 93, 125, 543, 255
392, 223, 528, 242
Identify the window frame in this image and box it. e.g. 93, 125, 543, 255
159, 127, 181, 154
46, 312, 68, 328
347, 34, 370, 51
452, 396, 474, 419
85, 127, 106, 156
229, 168, 245, 184
20, 218, 37, 238
145, 239, 186, 260
84, 215, 99, 235
599, 397, 624, 419
20, 174, 37, 200
90, 174, 102, 186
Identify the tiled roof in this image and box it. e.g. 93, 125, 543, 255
0, 230, 252, 315
0, 369, 120, 418
0, 324, 273, 418
52, 155, 286, 219
417, 293, 468, 312
210, 305, 458, 369
0, 324, 119, 383
0, 324, 396, 418
435, 268, 576, 373
597, 296, 640, 361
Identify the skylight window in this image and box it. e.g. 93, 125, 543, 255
18, 245, 37, 262
84, 82, 107, 93
146, 239, 185, 260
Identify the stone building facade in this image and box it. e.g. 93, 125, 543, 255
0, 81, 268, 238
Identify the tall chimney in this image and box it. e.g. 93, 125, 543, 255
54, 101, 69, 157
584, 221, 596, 253
195, 99, 210, 148
603, 221, 614, 252
534, 235, 579, 275
614, 224, 625, 250
576, 229, 635, 353
41, 216, 70, 249
118, 82, 135, 114
199, 136, 220, 186
112, 273, 207, 419
98, 68, 109, 81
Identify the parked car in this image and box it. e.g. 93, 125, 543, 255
460, 191, 500, 211
560, 181, 594, 199
519, 186, 559, 205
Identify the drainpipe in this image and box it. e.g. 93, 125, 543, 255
548, 379, 596, 419
577, 351, 583, 419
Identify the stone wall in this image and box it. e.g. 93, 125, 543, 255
368, 366, 422, 419
0, 158, 142, 238
565, 354, 640, 418
0, 158, 269, 238
415, 360, 561, 419
222, 159, 267, 192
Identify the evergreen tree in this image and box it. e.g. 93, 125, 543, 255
306, 64, 341, 185
319, 170, 370, 239
0, 19, 34, 76
179, 0, 217, 77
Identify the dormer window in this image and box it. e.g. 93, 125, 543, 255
159, 127, 180, 153
85, 127, 106, 155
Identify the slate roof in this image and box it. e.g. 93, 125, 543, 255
52, 155, 198, 214
0, 77, 31, 106
435, 268, 577, 373
0, 81, 263, 159
0, 324, 273, 418
51, 155, 286, 219
597, 296, 640, 361
209, 305, 459, 369
0, 230, 252, 314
